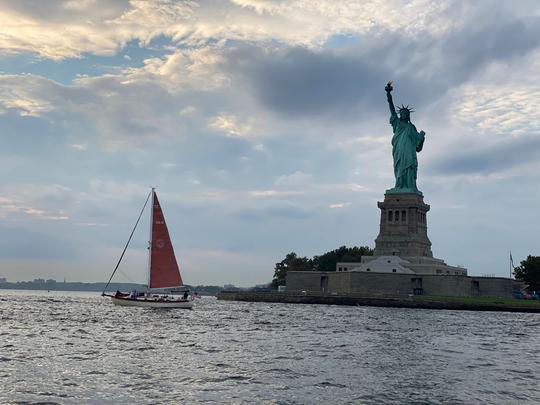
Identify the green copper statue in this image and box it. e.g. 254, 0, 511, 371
385, 81, 425, 195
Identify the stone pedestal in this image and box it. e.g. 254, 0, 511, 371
346, 192, 467, 276
374, 193, 433, 257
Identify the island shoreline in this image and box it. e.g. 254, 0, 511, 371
217, 291, 540, 313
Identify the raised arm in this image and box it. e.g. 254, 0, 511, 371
385, 81, 396, 117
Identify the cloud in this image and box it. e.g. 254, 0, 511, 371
0, 72, 186, 149
429, 135, 540, 175
0, 225, 76, 258
0, 0, 458, 60
0, 192, 70, 221
179, 105, 197, 115
0, 0, 184, 59
2, 1, 540, 283
248, 190, 304, 198
452, 82, 540, 139
274, 171, 313, 188
236, 200, 313, 221
3, 9, 540, 154
68, 143, 87, 151
209, 114, 253, 137
215, 0, 458, 43
226, 45, 390, 117
179, 247, 276, 286
0, 45, 236, 149
329, 202, 351, 209
129, 47, 230, 92
23, 207, 69, 220
221, 13, 540, 119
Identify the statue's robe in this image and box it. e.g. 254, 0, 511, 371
390, 113, 425, 191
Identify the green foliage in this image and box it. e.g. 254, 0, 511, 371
313, 245, 373, 272
271, 252, 313, 289
514, 255, 540, 291
271, 246, 373, 289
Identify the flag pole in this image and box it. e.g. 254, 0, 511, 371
509, 251, 513, 279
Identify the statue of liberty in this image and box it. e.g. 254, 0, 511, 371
385, 81, 425, 195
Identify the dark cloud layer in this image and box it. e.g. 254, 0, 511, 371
429, 135, 540, 175
438, 16, 540, 85
0, 225, 76, 259
226, 15, 540, 120
228, 45, 390, 116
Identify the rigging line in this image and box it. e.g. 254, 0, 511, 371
101, 190, 152, 296
117, 268, 137, 284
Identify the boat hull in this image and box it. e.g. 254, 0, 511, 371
110, 296, 194, 309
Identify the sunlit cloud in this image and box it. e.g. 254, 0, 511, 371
24, 208, 69, 221
453, 83, 540, 139
72, 222, 112, 227
329, 202, 351, 209
0, 0, 457, 60
0, 196, 69, 221
68, 143, 87, 151
248, 190, 304, 198
209, 114, 254, 137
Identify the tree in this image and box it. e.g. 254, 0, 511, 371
313, 246, 373, 272
271, 252, 313, 289
514, 255, 540, 291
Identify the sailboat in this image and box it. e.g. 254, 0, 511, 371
102, 188, 194, 309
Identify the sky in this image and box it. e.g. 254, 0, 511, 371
0, 0, 539, 286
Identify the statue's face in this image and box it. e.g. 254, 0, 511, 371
399, 110, 410, 121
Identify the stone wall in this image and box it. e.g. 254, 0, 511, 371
287, 271, 517, 298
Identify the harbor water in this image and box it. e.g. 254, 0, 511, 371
1, 290, 539, 404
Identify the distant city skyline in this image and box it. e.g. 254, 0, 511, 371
1, 1, 539, 286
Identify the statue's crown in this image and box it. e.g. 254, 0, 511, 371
398, 104, 414, 114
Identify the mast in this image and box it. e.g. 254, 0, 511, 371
147, 188, 155, 290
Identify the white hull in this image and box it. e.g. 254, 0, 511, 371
111, 296, 194, 309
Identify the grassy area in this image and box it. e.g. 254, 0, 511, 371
415, 295, 540, 307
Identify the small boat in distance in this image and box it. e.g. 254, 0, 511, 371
102, 188, 194, 309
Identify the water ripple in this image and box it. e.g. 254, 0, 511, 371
0, 290, 539, 404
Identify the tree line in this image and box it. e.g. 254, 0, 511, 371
514, 255, 540, 292
271, 245, 373, 289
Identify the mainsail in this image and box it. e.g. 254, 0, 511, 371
149, 191, 183, 289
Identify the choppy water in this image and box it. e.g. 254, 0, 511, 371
0, 290, 539, 404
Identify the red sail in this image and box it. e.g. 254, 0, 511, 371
149, 191, 183, 289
